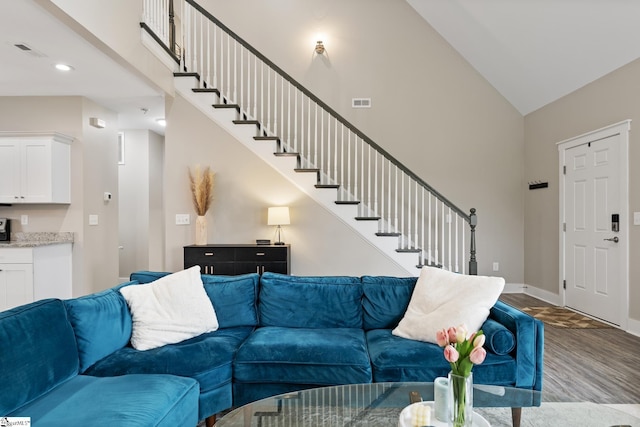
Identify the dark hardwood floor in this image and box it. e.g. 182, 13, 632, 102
499, 293, 640, 404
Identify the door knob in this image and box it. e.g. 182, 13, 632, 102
604, 236, 619, 243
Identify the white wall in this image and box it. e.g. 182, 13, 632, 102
118, 129, 165, 278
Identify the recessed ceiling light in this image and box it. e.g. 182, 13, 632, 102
156, 118, 167, 127
55, 63, 74, 72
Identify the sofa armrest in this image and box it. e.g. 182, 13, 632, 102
489, 300, 544, 392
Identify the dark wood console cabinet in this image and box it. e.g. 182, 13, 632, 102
184, 244, 290, 275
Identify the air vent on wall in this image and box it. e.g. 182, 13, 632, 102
352, 98, 372, 108
13, 42, 47, 58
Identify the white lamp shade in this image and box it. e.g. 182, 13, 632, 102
268, 207, 290, 225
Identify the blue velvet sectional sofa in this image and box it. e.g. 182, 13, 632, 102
0, 271, 543, 427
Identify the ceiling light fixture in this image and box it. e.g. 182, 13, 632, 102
54, 63, 74, 72
156, 118, 167, 127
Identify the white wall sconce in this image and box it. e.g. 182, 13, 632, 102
267, 206, 290, 245
315, 40, 326, 55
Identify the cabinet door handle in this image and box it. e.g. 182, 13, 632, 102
256, 266, 260, 274
256, 252, 265, 256
204, 252, 214, 256
204, 265, 208, 274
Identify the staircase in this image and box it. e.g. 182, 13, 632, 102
141, 0, 477, 276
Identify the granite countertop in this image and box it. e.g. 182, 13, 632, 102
0, 232, 74, 248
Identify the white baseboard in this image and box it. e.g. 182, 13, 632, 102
522, 285, 563, 306
502, 283, 526, 293
627, 317, 640, 338
501, 283, 563, 306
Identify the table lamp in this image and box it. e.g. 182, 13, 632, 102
268, 207, 290, 245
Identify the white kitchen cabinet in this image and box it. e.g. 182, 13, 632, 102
0, 132, 72, 204
0, 243, 72, 311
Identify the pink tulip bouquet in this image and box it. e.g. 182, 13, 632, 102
436, 324, 486, 377
437, 325, 486, 426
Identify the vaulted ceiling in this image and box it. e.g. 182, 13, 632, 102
2, 0, 640, 129
407, 0, 640, 115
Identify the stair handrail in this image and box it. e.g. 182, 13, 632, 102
180, 0, 470, 223
141, 0, 478, 274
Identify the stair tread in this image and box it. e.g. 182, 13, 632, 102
315, 184, 340, 189
375, 232, 401, 237
254, 136, 279, 140
213, 104, 239, 110
396, 248, 422, 253
294, 168, 320, 172
355, 216, 381, 221
174, 72, 200, 79
233, 119, 260, 125
416, 263, 443, 269
193, 88, 220, 94
335, 200, 360, 205
274, 152, 299, 157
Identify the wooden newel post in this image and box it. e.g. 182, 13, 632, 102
169, 0, 176, 55
469, 208, 477, 275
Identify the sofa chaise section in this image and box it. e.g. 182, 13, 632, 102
66, 272, 260, 422
1, 298, 199, 427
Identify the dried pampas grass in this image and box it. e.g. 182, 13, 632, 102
189, 165, 215, 216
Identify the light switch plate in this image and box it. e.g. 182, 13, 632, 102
634, 212, 640, 226
175, 214, 190, 225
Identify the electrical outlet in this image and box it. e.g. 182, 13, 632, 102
21, 215, 28, 225
492, 262, 499, 272
634, 212, 640, 226
175, 214, 190, 225
89, 214, 99, 226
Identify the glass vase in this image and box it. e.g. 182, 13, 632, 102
448, 372, 473, 427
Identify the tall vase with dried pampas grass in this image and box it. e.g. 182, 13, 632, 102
189, 165, 215, 245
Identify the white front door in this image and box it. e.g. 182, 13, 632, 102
559, 121, 629, 327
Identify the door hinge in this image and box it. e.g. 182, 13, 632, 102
563, 165, 566, 175
563, 223, 566, 232
563, 280, 566, 290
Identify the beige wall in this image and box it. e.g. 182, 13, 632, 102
164, 94, 409, 276
0, 96, 119, 296
199, 0, 525, 281
524, 58, 640, 321
29, 0, 526, 281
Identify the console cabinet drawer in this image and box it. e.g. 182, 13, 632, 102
184, 244, 290, 275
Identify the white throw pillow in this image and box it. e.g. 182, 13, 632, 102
120, 266, 218, 351
392, 266, 504, 344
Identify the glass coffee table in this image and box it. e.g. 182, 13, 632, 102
215, 382, 640, 427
